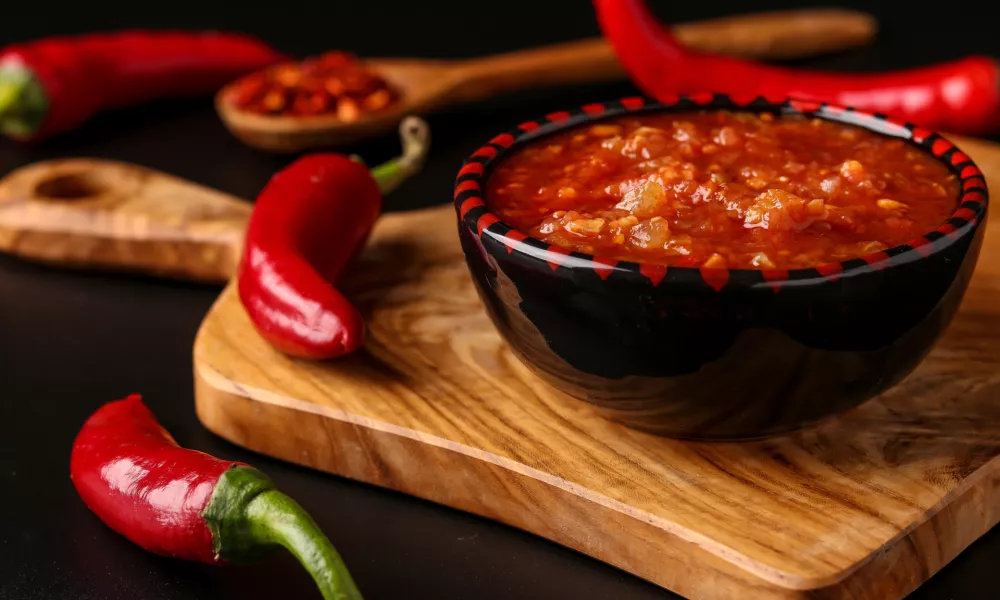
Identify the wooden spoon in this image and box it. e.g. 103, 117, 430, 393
216, 8, 878, 153
0, 132, 995, 283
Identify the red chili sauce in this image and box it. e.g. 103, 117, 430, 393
485, 112, 960, 269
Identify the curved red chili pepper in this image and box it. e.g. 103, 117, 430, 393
238, 117, 430, 359
593, 0, 1000, 135
70, 394, 363, 600
0, 31, 286, 140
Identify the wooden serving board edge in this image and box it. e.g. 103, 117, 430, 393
194, 354, 789, 597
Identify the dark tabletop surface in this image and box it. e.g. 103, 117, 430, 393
1, 1, 998, 598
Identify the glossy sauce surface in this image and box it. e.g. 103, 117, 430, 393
486, 112, 960, 269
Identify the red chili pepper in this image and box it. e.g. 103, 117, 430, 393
593, 0, 1000, 136
70, 394, 362, 600
238, 117, 430, 359
0, 30, 286, 141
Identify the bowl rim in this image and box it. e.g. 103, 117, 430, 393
453, 94, 989, 290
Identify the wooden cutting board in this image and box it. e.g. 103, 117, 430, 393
2, 135, 1000, 600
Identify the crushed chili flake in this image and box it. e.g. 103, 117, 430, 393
225, 51, 399, 120
486, 111, 960, 269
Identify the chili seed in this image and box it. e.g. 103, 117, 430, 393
275, 65, 301, 87
806, 199, 826, 215
876, 199, 908, 211
293, 93, 328, 115
262, 90, 286, 112
325, 79, 347, 96
702, 253, 727, 268
363, 89, 392, 111
840, 160, 866, 181
590, 124, 623, 137
337, 99, 362, 122
565, 218, 606, 237
751, 252, 776, 268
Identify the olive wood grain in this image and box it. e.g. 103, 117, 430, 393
216, 8, 878, 152
0, 159, 249, 283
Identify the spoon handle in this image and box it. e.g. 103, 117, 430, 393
0, 159, 250, 283
448, 8, 876, 102
674, 8, 877, 61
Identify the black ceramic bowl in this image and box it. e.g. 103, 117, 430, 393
453, 95, 989, 439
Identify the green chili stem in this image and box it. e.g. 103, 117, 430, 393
202, 466, 364, 600
0, 81, 21, 115
0, 79, 27, 129
0, 64, 48, 138
244, 490, 364, 600
369, 116, 431, 195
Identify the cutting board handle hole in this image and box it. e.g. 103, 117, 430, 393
34, 172, 108, 201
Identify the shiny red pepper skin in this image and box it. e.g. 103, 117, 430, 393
1, 31, 286, 140
70, 394, 241, 563
593, 0, 1000, 135
238, 154, 381, 359
70, 395, 365, 599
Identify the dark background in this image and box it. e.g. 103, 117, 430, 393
1, 1, 998, 598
